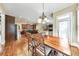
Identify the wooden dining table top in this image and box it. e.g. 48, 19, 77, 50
44, 35, 71, 56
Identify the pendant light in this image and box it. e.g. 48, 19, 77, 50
37, 3, 48, 24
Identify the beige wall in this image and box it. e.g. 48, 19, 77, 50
0, 4, 6, 45
15, 17, 27, 24
0, 4, 6, 13
36, 23, 44, 33
52, 4, 78, 44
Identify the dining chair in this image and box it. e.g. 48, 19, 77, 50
25, 32, 36, 56
70, 44, 79, 56
32, 33, 52, 56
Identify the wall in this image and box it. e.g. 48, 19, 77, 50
36, 23, 44, 33
15, 17, 27, 24
0, 4, 6, 45
52, 4, 78, 44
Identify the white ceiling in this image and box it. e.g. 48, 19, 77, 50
3, 3, 74, 23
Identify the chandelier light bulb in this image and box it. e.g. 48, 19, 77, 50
37, 18, 42, 23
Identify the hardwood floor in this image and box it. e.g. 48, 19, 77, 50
0, 35, 29, 56
16, 36, 28, 56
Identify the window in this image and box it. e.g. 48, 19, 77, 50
57, 13, 71, 46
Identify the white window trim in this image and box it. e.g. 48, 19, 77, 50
56, 12, 72, 44
57, 12, 72, 21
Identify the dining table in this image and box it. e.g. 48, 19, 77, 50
44, 35, 72, 56
31, 33, 79, 56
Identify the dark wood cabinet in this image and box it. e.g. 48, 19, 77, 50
5, 15, 16, 43
22, 24, 33, 30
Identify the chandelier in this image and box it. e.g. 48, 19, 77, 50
37, 3, 49, 24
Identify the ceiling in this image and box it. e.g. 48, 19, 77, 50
3, 3, 74, 23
